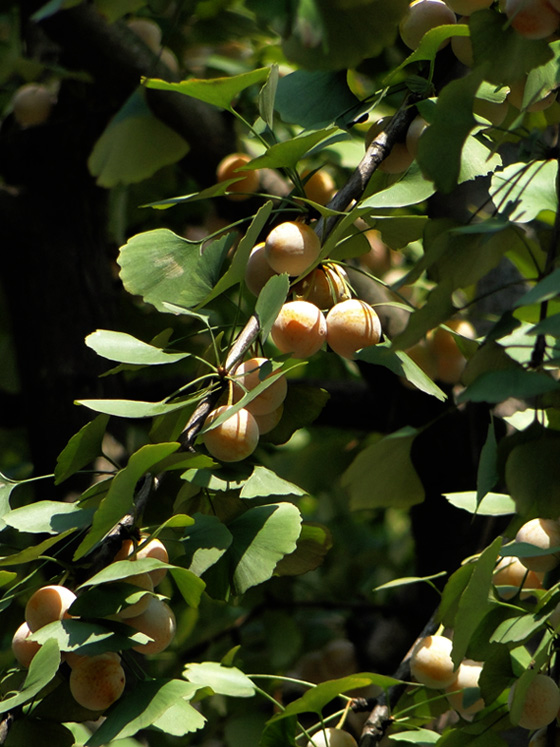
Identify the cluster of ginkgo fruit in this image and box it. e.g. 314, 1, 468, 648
11, 536, 173, 713
401, 515, 560, 743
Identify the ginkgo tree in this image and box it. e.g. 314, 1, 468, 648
1, 1, 560, 746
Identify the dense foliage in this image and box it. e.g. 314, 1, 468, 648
1, 1, 560, 746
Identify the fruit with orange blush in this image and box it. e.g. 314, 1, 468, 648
270, 300, 327, 359
265, 221, 322, 276
201, 405, 260, 462
326, 299, 382, 359
232, 357, 288, 416
12, 621, 41, 668
216, 153, 260, 201
69, 652, 126, 711
25, 585, 77, 632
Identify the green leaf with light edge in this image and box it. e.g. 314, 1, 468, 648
75, 397, 197, 418
88, 89, 189, 188
240, 465, 307, 499
275, 522, 333, 576
514, 266, 560, 308
0, 472, 25, 531
373, 572, 447, 594
443, 492, 515, 517
0, 530, 75, 567
86, 679, 204, 747
451, 536, 503, 667
74, 442, 179, 560
118, 228, 235, 313
387, 729, 440, 745
269, 673, 403, 723
416, 69, 483, 194
396, 23, 468, 72
151, 696, 205, 737
228, 502, 302, 594
529, 312, 560, 336
477, 420, 499, 504
256, 273, 290, 342
3, 500, 95, 535
490, 612, 546, 647
342, 427, 424, 510
29, 618, 149, 654
54, 413, 109, 484
142, 67, 270, 109
85, 330, 189, 366
357, 341, 446, 401
248, 128, 339, 171
183, 661, 255, 697
0, 639, 60, 714
360, 161, 435, 209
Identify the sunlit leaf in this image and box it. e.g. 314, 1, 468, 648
4, 500, 94, 535
0, 639, 60, 713
248, 128, 339, 171
30, 618, 148, 654
240, 465, 307, 499
183, 661, 255, 697
85, 330, 189, 366
443, 492, 516, 517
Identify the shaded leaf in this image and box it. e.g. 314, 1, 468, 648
4, 719, 74, 747
261, 382, 330, 446
88, 89, 188, 187
256, 273, 290, 342
274, 522, 333, 576
361, 162, 435, 209
3, 500, 94, 535
505, 434, 560, 517
0, 639, 60, 714
514, 267, 560, 308
30, 618, 148, 654
275, 70, 362, 129
457, 369, 560, 404
249, 128, 339, 171
0, 530, 75, 567
342, 428, 424, 510
180, 513, 233, 576
55, 414, 109, 484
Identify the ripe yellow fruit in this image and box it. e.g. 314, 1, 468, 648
69, 653, 126, 711
302, 169, 336, 205
202, 405, 260, 462
410, 634, 457, 688
428, 319, 475, 384
216, 153, 260, 201
270, 300, 327, 359
253, 404, 284, 435
232, 357, 288, 416
265, 221, 322, 276
508, 673, 560, 730
126, 18, 163, 51
115, 537, 169, 587
12, 83, 55, 127
446, 659, 485, 719
293, 265, 350, 310
25, 584, 77, 632
116, 572, 154, 619
306, 728, 358, 747
492, 556, 543, 599
399, 0, 457, 50
12, 621, 41, 668
326, 299, 382, 359
504, 0, 560, 39
245, 242, 279, 296
127, 597, 176, 655
515, 518, 560, 573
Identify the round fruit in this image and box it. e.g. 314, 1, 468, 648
428, 318, 475, 384
515, 518, 560, 573
116, 572, 154, 619
326, 299, 382, 359
403, 341, 438, 384
529, 726, 560, 746
25, 584, 77, 632
410, 634, 457, 688
359, 229, 392, 276
507, 77, 557, 112
12, 621, 41, 668
302, 169, 336, 205
69, 653, 126, 711
115, 537, 170, 587
202, 405, 260, 462
405, 115, 428, 158
232, 357, 288, 416
473, 97, 509, 126
451, 24, 474, 67
293, 265, 350, 310
64, 649, 121, 669
399, 0, 457, 50
126, 17, 162, 51
128, 597, 176, 655
270, 300, 327, 359
508, 673, 560, 730
216, 153, 260, 201
306, 727, 358, 747
253, 404, 284, 435
446, 659, 485, 719
504, 0, 560, 39
445, 0, 493, 13
265, 221, 322, 276
12, 83, 55, 127
492, 556, 543, 599
245, 242, 278, 296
